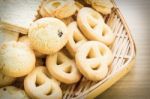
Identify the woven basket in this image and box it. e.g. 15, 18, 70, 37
61, 1, 136, 99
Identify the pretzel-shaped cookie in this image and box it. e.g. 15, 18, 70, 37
24, 66, 62, 99
46, 51, 81, 84
77, 7, 115, 45
75, 41, 113, 81
66, 22, 87, 57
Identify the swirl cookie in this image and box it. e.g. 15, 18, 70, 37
19, 36, 46, 58
75, 41, 113, 81
28, 17, 68, 55
66, 22, 87, 57
0, 41, 35, 77
46, 51, 81, 84
40, 0, 77, 19
0, 86, 29, 99
24, 66, 62, 99
77, 7, 115, 45
0, 72, 16, 87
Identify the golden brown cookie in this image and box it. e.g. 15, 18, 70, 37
46, 51, 81, 84
66, 21, 87, 57
77, 7, 115, 45
0, 41, 35, 77
24, 66, 62, 99
28, 17, 69, 55
75, 41, 113, 81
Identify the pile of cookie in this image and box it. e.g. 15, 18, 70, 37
0, 0, 115, 98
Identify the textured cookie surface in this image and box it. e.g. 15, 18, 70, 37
0, 86, 29, 99
0, 41, 35, 77
29, 17, 68, 55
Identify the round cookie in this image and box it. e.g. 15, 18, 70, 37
40, 0, 77, 19
75, 41, 113, 81
28, 17, 69, 55
19, 36, 46, 58
77, 7, 115, 45
0, 72, 16, 87
46, 51, 81, 84
24, 66, 62, 99
0, 86, 29, 99
0, 41, 35, 77
66, 22, 87, 57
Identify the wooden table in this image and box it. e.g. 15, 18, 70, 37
97, 0, 150, 99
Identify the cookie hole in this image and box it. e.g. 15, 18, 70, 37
73, 32, 82, 43
46, 89, 52, 95
64, 65, 72, 73
88, 16, 97, 29
99, 49, 105, 56
35, 75, 44, 87
86, 48, 95, 59
102, 29, 107, 36
3, 88, 7, 91
52, 2, 61, 8
92, 64, 100, 70
57, 55, 63, 65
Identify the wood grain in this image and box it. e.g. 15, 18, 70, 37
97, 0, 150, 99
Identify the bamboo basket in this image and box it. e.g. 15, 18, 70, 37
60, 1, 136, 99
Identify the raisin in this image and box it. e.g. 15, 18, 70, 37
58, 30, 63, 37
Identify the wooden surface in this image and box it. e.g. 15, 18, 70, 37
97, 0, 150, 99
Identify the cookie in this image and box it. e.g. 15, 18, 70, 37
46, 51, 81, 84
0, 41, 35, 77
19, 36, 46, 58
0, 72, 16, 87
66, 22, 87, 57
77, 7, 115, 45
40, 0, 77, 19
75, 41, 113, 81
0, 86, 29, 99
0, 28, 19, 46
24, 66, 62, 99
28, 17, 69, 55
